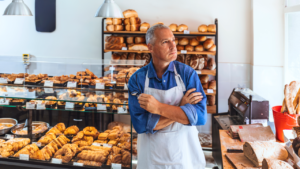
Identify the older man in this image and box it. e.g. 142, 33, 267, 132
128, 24, 207, 169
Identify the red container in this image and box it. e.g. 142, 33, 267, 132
272, 106, 299, 142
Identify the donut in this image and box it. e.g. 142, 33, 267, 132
54, 147, 73, 163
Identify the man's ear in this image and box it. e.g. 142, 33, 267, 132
147, 43, 153, 52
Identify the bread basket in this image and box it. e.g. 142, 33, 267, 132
0, 118, 18, 135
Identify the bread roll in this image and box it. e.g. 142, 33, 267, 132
200, 75, 209, 83
196, 36, 206, 42
106, 18, 112, 25
113, 18, 122, 25
128, 44, 148, 51
177, 24, 188, 32
202, 83, 208, 90
123, 18, 130, 25
207, 24, 216, 32
105, 36, 124, 44
207, 96, 215, 106
153, 22, 164, 26
127, 53, 135, 66
105, 43, 126, 50
195, 45, 204, 52
106, 25, 114, 31
176, 55, 185, 63
243, 142, 288, 167
178, 38, 189, 45
114, 25, 124, 31
185, 45, 194, 52
189, 55, 199, 69
203, 39, 214, 50
198, 25, 207, 32
189, 38, 199, 46
126, 37, 134, 44
208, 44, 216, 51
177, 45, 184, 51
207, 58, 216, 70
175, 38, 178, 45
135, 53, 143, 65
125, 24, 130, 31
208, 80, 216, 90
131, 25, 140, 31
123, 9, 138, 18
140, 22, 150, 32
169, 24, 178, 32
135, 37, 145, 44
262, 159, 293, 169
185, 54, 191, 66
197, 57, 205, 70
130, 17, 141, 25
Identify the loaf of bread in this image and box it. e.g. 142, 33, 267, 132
119, 53, 128, 65
126, 37, 134, 44
135, 37, 145, 44
130, 25, 140, 31
105, 43, 126, 50
128, 44, 148, 51
106, 25, 114, 31
135, 53, 143, 65
125, 24, 130, 31
195, 45, 204, 52
142, 53, 151, 66
198, 25, 207, 32
207, 96, 215, 106
130, 17, 141, 25
140, 22, 150, 32
123, 9, 138, 18
176, 55, 185, 63
189, 38, 199, 46
127, 53, 135, 66
189, 55, 199, 69
208, 44, 216, 51
169, 24, 178, 32
177, 24, 188, 32
123, 18, 130, 25
178, 38, 189, 45
185, 54, 191, 66
208, 80, 216, 90
243, 142, 288, 167
153, 22, 164, 26
177, 45, 184, 51
196, 36, 206, 42
114, 25, 124, 31
197, 57, 205, 70
262, 159, 293, 169
106, 18, 112, 25
112, 18, 122, 25
111, 53, 121, 64
185, 45, 194, 52
200, 75, 209, 83
202, 83, 208, 90
203, 39, 214, 50
105, 36, 124, 44
207, 58, 216, 70
207, 24, 216, 32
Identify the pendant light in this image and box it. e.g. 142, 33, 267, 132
95, 0, 123, 18
3, 0, 33, 16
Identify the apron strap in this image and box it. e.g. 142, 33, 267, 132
174, 65, 186, 92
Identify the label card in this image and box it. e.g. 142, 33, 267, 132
103, 144, 112, 148
44, 80, 53, 87
5, 134, 14, 139
121, 47, 128, 50
111, 163, 122, 169
117, 107, 127, 114
196, 70, 201, 74
51, 158, 62, 164
183, 30, 190, 34
73, 162, 84, 166
97, 104, 107, 111
14, 78, 24, 84
124, 93, 129, 99
92, 143, 101, 147
124, 83, 128, 90
44, 88, 54, 93
36, 103, 46, 110
26, 102, 35, 109
109, 67, 115, 71
0, 78, 8, 84
96, 83, 105, 89
33, 142, 41, 147
180, 50, 187, 54
0, 99, 9, 105
19, 154, 29, 161
207, 89, 214, 93
65, 102, 74, 109
67, 82, 77, 88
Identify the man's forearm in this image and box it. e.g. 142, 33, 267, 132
153, 116, 174, 130
158, 103, 189, 125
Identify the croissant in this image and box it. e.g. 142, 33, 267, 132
54, 123, 66, 133
64, 125, 79, 135
72, 131, 84, 142
111, 154, 122, 163
118, 142, 131, 150
121, 149, 131, 165
46, 127, 62, 136
111, 146, 121, 155
38, 133, 56, 145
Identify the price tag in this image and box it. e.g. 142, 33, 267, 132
124, 83, 128, 90
73, 162, 84, 166
19, 154, 29, 161
0, 99, 9, 105
36, 103, 46, 110
26, 102, 35, 109
181, 50, 187, 54
97, 104, 107, 111
109, 66, 115, 71
121, 47, 128, 50
124, 93, 129, 99
44, 88, 54, 93
96, 83, 105, 89
286, 141, 292, 147
5, 134, 14, 139
207, 89, 214, 93
111, 163, 122, 169
65, 102, 74, 109
92, 143, 101, 147
51, 158, 62, 164
183, 30, 190, 34
44, 80, 53, 87
67, 81, 77, 88
0, 78, 8, 84
103, 144, 112, 148
14, 78, 24, 84
117, 107, 127, 114
196, 70, 201, 74
33, 142, 41, 147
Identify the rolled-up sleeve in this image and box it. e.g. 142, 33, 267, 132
180, 70, 207, 126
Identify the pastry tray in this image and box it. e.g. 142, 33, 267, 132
9, 100, 27, 105
24, 80, 42, 85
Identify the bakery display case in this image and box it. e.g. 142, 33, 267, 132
0, 59, 139, 169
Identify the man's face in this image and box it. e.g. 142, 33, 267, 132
148, 28, 177, 63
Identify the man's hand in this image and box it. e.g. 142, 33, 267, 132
138, 94, 162, 115
179, 88, 203, 106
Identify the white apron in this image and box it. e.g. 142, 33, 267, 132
137, 65, 206, 169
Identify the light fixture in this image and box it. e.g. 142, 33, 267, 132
95, 0, 123, 18
3, 0, 33, 16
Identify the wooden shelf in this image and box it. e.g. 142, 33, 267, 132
207, 105, 216, 114
104, 50, 215, 55
104, 31, 216, 36
196, 69, 216, 76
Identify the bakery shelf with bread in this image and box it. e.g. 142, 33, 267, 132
104, 30, 216, 36
104, 49, 215, 55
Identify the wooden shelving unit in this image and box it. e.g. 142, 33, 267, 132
104, 50, 216, 55
104, 31, 216, 36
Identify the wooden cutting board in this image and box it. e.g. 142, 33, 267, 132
238, 126, 275, 142
225, 153, 261, 169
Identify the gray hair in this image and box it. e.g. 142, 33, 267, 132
146, 24, 170, 45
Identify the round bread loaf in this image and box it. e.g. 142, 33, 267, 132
106, 18, 112, 25
135, 37, 145, 44
208, 44, 216, 51
131, 25, 140, 31
153, 22, 164, 26
126, 37, 134, 44
177, 24, 188, 32
177, 45, 184, 51
195, 45, 204, 51
125, 24, 130, 31
207, 24, 216, 32
198, 24, 207, 32
169, 24, 178, 32
189, 38, 199, 46
203, 39, 214, 49
114, 25, 124, 31
196, 36, 206, 42
178, 38, 189, 45
123, 18, 130, 25
129, 17, 141, 25
106, 25, 114, 31
123, 9, 138, 18
140, 22, 150, 32
113, 18, 122, 25
185, 45, 194, 52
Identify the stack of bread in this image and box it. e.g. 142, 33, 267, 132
24, 73, 48, 83
199, 75, 216, 106
115, 67, 140, 88
169, 24, 189, 32
176, 54, 216, 71
70, 126, 99, 147
0, 73, 27, 83
14, 143, 45, 160
0, 138, 30, 158
281, 81, 300, 114
177, 37, 216, 52
198, 24, 216, 33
